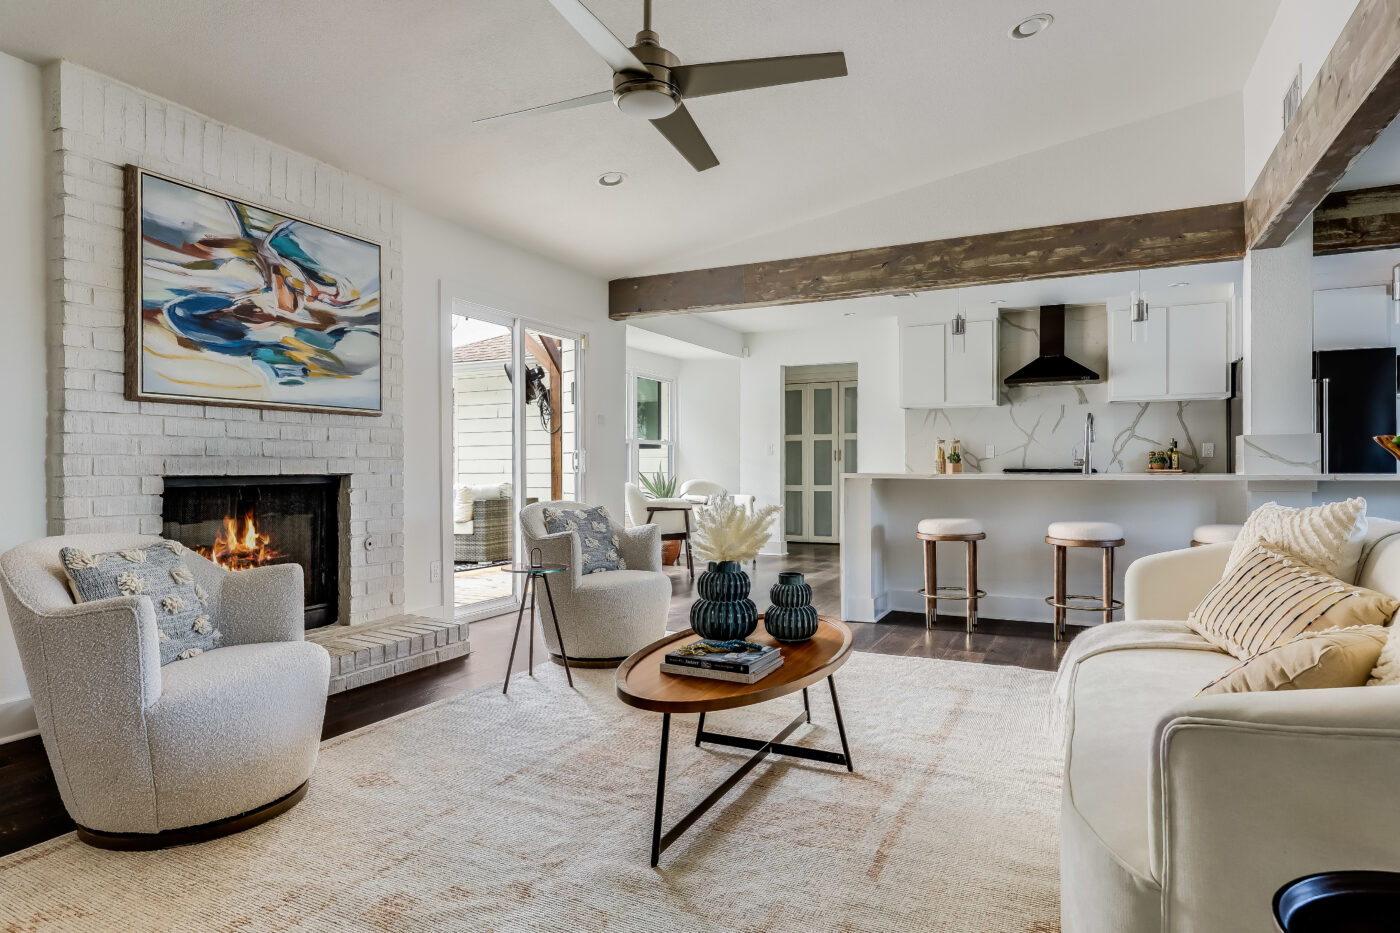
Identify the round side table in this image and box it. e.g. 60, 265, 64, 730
501, 563, 573, 694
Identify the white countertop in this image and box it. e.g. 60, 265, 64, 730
848, 472, 1400, 482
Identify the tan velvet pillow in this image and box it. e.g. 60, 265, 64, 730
1188, 541, 1399, 659
1199, 626, 1389, 695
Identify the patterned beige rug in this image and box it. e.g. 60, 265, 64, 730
0, 653, 1061, 932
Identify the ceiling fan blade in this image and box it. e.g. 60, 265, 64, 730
473, 90, 613, 125
544, 0, 650, 75
672, 52, 847, 99
650, 103, 719, 172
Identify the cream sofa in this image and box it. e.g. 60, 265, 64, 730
1060, 517, 1400, 933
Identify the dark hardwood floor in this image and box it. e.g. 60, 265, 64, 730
0, 542, 1076, 857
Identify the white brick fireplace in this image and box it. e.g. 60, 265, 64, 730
43, 61, 405, 627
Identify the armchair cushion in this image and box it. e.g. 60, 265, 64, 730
61, 541, 217, 665
542, 505, 625, 574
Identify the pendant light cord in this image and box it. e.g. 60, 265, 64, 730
643, 0, 652, 31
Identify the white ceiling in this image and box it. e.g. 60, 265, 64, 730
0, 1, 1281, 279
624, 325, 729, 359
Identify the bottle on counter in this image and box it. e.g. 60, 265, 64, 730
1169, 438, 1180, 471
935, 439, 947, 475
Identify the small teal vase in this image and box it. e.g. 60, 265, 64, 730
764, 571, 818, 643
690, 561, 758, 641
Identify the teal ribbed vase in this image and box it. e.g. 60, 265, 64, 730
690, 561, 758, 641
764, 571, 818, 643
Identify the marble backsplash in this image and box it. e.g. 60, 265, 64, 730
905, 305, 1229, 474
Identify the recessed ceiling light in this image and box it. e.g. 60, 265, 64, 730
1169, 281, 1190, 288
843, 312, 857, 317
1009, 13, 1054, 39
989, 299, 1006, 305
597, 171, 627, 187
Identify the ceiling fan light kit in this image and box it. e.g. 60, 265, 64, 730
476, 0, 848, 172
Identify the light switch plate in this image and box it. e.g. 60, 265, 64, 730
1202, 442, 1215, 459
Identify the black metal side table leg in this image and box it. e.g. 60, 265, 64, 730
651, 712, 671, 867
828, 676, 854, 772
539, 573, 573, 688
527, 574, 535, 673
502, 576, 532, 696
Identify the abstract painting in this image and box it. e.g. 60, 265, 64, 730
126, 167, 382, 414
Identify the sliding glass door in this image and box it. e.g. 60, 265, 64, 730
449, 302, 581, 617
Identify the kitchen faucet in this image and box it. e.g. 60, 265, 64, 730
1073, 413, 1095, 474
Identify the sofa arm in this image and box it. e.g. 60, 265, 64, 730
1149, 687, 1400, 930
619, 524, 663, 572
1124, 542, 1229, 621
218, 563, 304, 645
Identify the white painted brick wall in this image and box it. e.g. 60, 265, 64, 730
44, 61, 406, 626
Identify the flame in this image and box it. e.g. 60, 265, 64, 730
196, 511, 284, 571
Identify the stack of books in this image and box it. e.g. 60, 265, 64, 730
660, 639, 784, 684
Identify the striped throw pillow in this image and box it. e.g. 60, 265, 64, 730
1188, 540, 1399, 659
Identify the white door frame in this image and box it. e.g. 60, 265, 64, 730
437, 282, 586, 620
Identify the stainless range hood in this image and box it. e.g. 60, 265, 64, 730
1002, 304, 1100, 387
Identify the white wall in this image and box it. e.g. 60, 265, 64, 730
0, 52, 50, 743
1242, 0, 1360, 190
401, 206, 618, 619
624, 347, 743, 494
739, 317, 904, 553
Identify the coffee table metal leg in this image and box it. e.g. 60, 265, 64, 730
694, 712, 705, 746
828, 675, 854, 772
651, 712, 671, 867
502, 580, 531, 695
802, 687, 811, 723
539, 573, 573, 688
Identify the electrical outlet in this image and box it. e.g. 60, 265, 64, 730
429, 560, 442, 583
1202, 442, 1215, 459
985, 443, 996, 458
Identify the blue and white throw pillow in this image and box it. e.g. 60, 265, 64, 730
61, 541, 218, 665
541, 505, 625, 575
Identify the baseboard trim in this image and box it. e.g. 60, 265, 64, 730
0, 696, 37, 746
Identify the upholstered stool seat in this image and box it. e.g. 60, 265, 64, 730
917, 517, 985, 538
916, 519, 986, 633
1045, 521, 1126, 640
1192, 523, 1242, 547
1047, 520, 1124, 543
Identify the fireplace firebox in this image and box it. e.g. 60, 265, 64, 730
161, 475, 343, 628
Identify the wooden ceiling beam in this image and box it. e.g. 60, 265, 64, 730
609, 201, 1247, 319
1314, 183, 1400, 254
1244, 0, 1400, 250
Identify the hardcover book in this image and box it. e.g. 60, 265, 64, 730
664, 639, 782, 674
660, 658, 785, 684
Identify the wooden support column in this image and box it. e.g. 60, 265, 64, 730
524, 334, 564, 501
1245, 0, 1400, 250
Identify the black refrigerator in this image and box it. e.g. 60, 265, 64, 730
1314, 348, 1399, 473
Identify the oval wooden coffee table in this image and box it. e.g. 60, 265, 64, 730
616, 616, 855, 866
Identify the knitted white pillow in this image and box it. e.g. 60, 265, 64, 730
1225, 498, 1368, 583
1369, 624, 1400, 685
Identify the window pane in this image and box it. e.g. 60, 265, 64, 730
843, 386, 858, 433
637, 443, 670, 482
784, 389, 803, 436
813, 387, 833, 435
813, 491, 833, 537
636, 377, 661, 441
844, 439, 858, 472
784, 440, 803, 486
814, 440, 832, 486
785, 491, 803, 535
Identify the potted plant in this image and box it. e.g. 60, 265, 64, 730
639, 471, 683, 563
688, 499, 780, 640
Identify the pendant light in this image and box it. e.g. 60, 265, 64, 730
1390, 263, 1400, 324
951, 290, 968, 353
1129, 270, 1150, 342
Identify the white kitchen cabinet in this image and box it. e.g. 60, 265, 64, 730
899, 318, 999, 408
1108, 299, 1230, 401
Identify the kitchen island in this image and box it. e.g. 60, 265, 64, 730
840, 471, 1400, 625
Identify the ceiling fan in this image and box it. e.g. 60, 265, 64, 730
474, 0, 848, 171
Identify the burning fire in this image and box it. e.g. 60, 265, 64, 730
197, 511, 284, 571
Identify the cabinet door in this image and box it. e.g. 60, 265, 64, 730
900, 323, 946, 408
945, 319, 999, 407
1108, 299, 1167, 400
1166, 302, 1229, 397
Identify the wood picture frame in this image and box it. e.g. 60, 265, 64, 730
124, 165, 383, 416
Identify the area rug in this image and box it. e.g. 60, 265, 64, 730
0, 653, 1061, 932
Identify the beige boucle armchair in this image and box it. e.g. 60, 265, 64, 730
0, 533, 329, 849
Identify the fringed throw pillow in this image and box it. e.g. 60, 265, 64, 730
1189, 540, 1399, 660
61, 541, 219, 665
1225, 497, 1368, 583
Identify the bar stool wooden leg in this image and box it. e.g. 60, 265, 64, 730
1053, 544, 1067, 641
923, 539, 937, 630
1102, 546, 1115, 626
965, 539, 978, 633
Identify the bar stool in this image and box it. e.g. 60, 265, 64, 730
917, 518, 987, 634
1045, 521, 1125, 640
1191, 523, 1242, 547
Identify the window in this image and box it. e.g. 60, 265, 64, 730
627, 372, 674, 484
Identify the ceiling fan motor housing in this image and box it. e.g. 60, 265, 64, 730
612, 31, 681, 119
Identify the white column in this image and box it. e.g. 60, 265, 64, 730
1238, 216, 1322, 473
